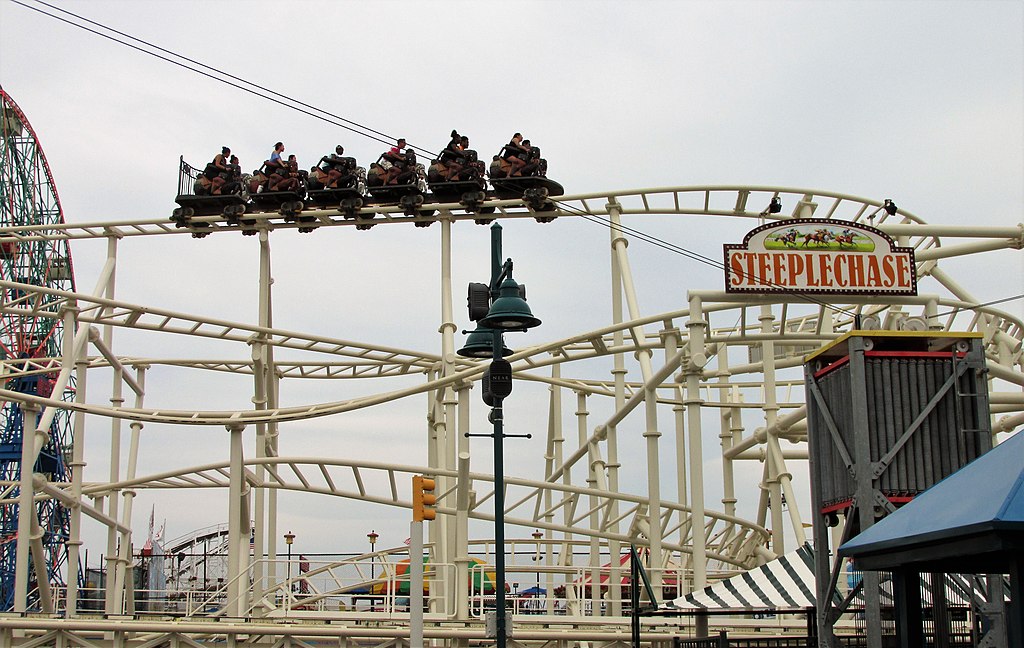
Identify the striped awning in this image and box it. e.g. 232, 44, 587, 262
663, 544, 817, 612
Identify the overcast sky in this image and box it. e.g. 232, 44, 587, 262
1, 0, 1022, 561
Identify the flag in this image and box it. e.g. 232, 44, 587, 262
403, 537, 411, 546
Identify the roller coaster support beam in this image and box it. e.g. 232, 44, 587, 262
717, 342, 742, 564
36, 481, 130, 533
104, 340, 124, 615
454, 450, 471, 622
226, 423, 249, 618
111, 367, 146, 617
608, 200, 663, 585
12, 251, 119, 615
88, 330, 144, 396
437, 214, 457, 617
66, 302, 87, 616
545, 348, 685, 486
252, 228, 277, 606
664, 322, 690, 571
100, 236, 123, 616
410, 517, 425, 648
759, 305, 786, 554
685, 296, 708, 593
724, 407, 808, 460
19, 271, 105, 464
546, 363, 564, 617
28, 513, 53, 612
608, 225, 626, 617
14, 404, 36, 613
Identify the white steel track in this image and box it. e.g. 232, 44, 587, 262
0, 185, 1021, 647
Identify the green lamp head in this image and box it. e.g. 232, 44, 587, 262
457, 325, 513, 358
479, 276, 541, 331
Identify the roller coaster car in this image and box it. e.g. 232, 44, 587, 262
306, 162, 369, 225
249, 164, 311, 230
427, 149, 492, 217
171, 156, 248, 238
366, 152, 434, 224
488, 146, 563, 222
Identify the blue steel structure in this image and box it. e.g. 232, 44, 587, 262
0, 87, 77, 611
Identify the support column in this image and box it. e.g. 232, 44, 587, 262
577, 391, 601, 614
717, 345, 738, 553
663, 323, 686, 595
252, 229, 274, 606
66, 302, 88, 617
437, 217, 457, 607
545, 363, 562, 615
608, 199, 662, 586
454, 447, 471, 624
453, 384, 471, 626
103, 360, 124, 615
14, 404, 39, 613
850, 338, 882, 648
759, 306, 785, 554
685, 295, 708, 591
607, 245, 626, 616
225, 423, 248, 618
111, 367, 146, 616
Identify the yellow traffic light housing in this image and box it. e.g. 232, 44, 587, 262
413, 475, 437, 521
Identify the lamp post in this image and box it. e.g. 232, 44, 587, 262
459, 222, 541, 648
532, 530, 543, 593
367, 530, 378, 609
283, 531, 295, 593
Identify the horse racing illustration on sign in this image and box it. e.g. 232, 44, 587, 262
766, 223, 874, 252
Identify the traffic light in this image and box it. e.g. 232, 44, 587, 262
412, 475, 436, 522
467, 282, 491, 321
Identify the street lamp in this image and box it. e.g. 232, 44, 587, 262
284, 531, 295, 592
367, 530, 378, 608
367, 530, 378, 574
532, 530, 543, 592
459, 222, 541, 648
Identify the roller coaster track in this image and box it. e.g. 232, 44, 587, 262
0, 184, 1018, 243
0, 282, 1020, 426
0, 184, 1020, 645
16, 457, 769, 569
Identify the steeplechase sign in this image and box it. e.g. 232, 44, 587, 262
724, 219, 917, 295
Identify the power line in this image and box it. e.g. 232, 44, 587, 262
934, 293, 1024, 319
534, 191, 865, 319
12, 0, 434, 155
28, 0, 404, 147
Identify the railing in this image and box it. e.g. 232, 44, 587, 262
132, 555, 723, 620
675, 632, 728, 648
177, 156, 200, 197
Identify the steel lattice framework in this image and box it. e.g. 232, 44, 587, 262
0, 88, 77, 612
0, 177, 1020, 646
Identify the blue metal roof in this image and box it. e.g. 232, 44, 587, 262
841, 430, 1024, 555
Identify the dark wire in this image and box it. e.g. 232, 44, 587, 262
933, 293, 1024, 319
13, 0, 437, 156
529, 190, 864, 320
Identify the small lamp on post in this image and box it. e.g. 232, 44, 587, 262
367, 530, 378, 607
283, 531, 296, 592
367, 530, 378, 572
532, 530, 543, 592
